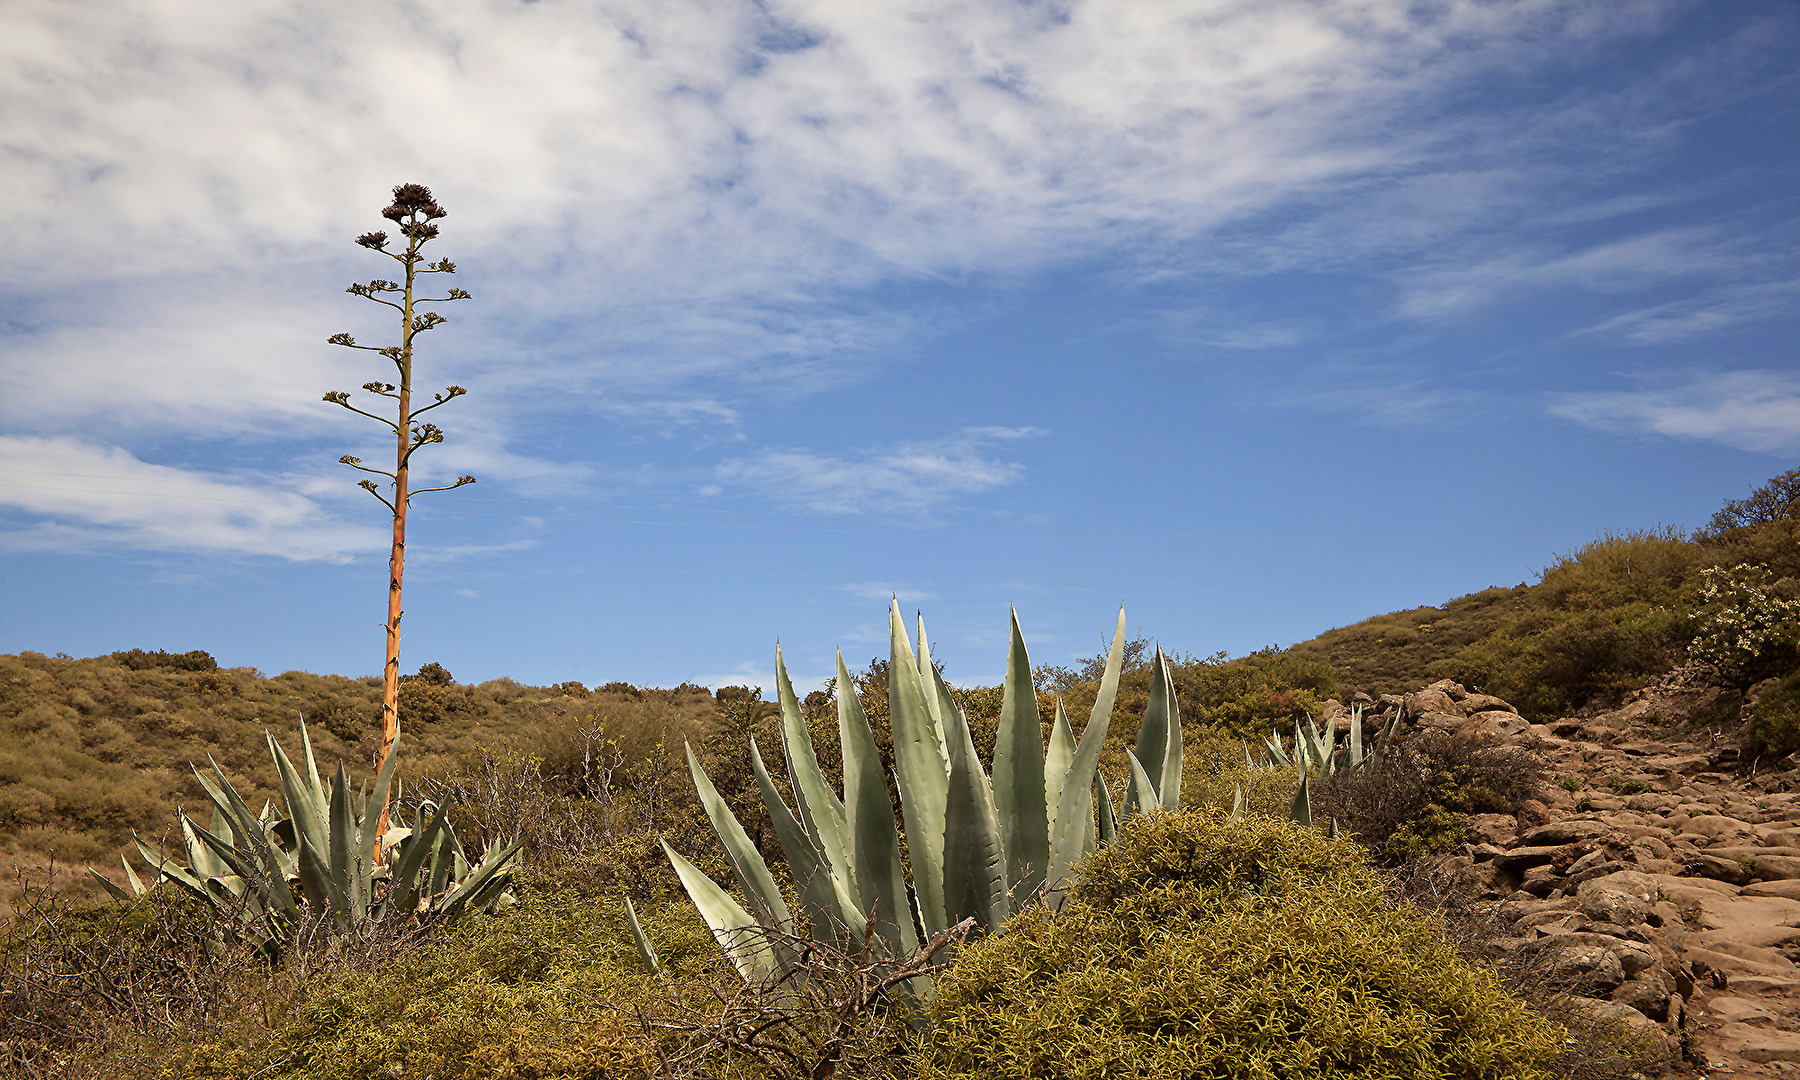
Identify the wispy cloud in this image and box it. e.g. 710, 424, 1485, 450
836, 581, 937, 604
0, 0, 1717, 426
715, 427, 1043, 513
1572, 279, 1800, 344
1549, 370, 1800, 454
1395, 228, 1749, 320
0, 436, 381, 559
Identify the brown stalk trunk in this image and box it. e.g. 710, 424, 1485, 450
373, 234, 418, 863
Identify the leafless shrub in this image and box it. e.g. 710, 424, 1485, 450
0, 864, 264, 1078
632, 917, 973, 1080
1315, 727, 1547, 863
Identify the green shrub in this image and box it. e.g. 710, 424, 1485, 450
1745, 669, 1800, 761
1688, 563, 1800, 679
109, 648, 218, 672
925, 810, 1562, 1080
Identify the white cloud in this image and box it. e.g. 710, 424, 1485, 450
715, 426, 1043, 513
1395, 228, 1746, 320
837, 581, 938, 604
0, 0, 1707, 420
3, 0, 1784, 544
1573, 279, 1800, 344
1549, 370, 1800, 454
0, 436, 383, 559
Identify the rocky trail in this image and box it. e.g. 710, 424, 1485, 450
1368, 670, 1800, 1076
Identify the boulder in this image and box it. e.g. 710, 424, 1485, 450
1577, 875, 1655, 926
1716, 1023, 1800, 1064
1679, 814, 1757, 845
1459, 692, 1515, 714
1407, 689, 1458, 716
1465, 813, 1518, 846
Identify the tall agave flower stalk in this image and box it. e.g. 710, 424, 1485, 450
643, 602, 1184, 983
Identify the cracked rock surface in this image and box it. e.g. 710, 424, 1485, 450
1382, 669, 1800, 1076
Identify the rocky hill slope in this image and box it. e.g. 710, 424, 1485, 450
1368, 668, 1800, 1075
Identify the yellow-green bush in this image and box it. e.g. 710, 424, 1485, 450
924, 810, 1562, 1080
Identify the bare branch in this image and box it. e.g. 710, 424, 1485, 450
357, 479, 396, 513
409, 476, 475, 498
326, 332, 394, 352
409, 386, 467, 417
321, 393, 401, 431
338, 455, 396, 480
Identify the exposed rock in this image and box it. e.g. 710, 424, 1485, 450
1465, 813, 1518, 846
1717, 1023, 1800, 1064
1415, 709, 1464, 731
1407, 688, 1458, 716
1460, 692, 1516, 715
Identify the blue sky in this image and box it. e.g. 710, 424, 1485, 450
1, 0, 1796, 693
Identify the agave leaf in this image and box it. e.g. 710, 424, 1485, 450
328, 764, 363, 922
192, 766, 266, 862
385, 800, 452, 917
626, 897, 663, 976
661, 840, 783, 981
185, 816, 264, 884
358, 733, 403, 877
132, 835, 211, 902
436, 837, 524, 923
1044, 699, 1075, 835
267, 732, 327, 859
1347, 704, 1364, 769
295, 831, 344, 931
835, 650, 919, 957
181, 814, 229, 882
887, 601, 950, 937
685, 743, 792, 932
943, 689, 1009, 932
89, 867, 137, 902
914, 613, 951, 767
1047, 607, 1127, 896
774, 645, 855, 897
1230, 784, 1247, 822
992, 608, 1048, 903
1290, 774, 1312, 827
1138, 647, 1183, 812
298, 718, 325, 810
1095, 773, 1118, 846
750, 738, 866, 942
1123, 749, 1159, 818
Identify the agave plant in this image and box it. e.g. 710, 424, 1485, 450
90, 723, 520, 954
643, 602, 1182, 984
1234, 705, 1404, 828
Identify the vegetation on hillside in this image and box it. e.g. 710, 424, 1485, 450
6, 468, 1799, 1076
1293, 468, 1800, 725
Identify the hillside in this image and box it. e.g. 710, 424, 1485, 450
0, 653, 720, 905
8, 469, 1800, 911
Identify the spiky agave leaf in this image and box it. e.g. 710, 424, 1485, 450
992, 608, 1048, 903
888, 601, 951, 937
774, 645, 855, 897
835, 649, 919, 957
1046, 607, 1128, 898
943, 687, 1009, 933
661, 840, 783, 981
682, 743, 792, 933
749, 738, 866, 943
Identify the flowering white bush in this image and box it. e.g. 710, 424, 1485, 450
1690, 563, 1800, 671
